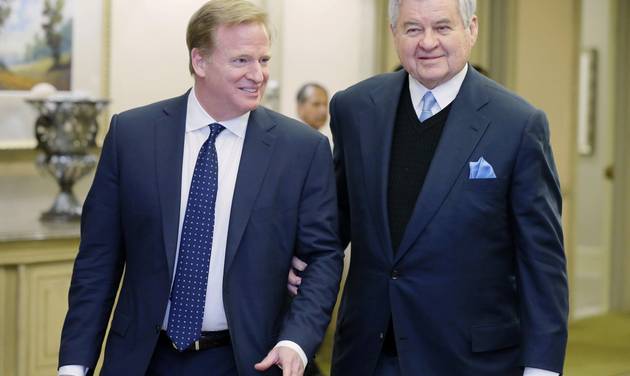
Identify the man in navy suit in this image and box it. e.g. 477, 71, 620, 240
58, 1, 342, 375
291, 0, 568, 375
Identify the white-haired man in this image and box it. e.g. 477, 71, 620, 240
290, 0, 568, 375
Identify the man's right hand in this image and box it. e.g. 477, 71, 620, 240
255, 345, 305, 376
287, 256, 308, 296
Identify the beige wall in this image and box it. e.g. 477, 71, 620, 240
265, 0, 379, 119
508, 0, 579, 299
511, 0, 579, 193
108, 0, 211, 116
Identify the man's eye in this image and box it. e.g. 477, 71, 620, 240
233, 58, 248, 64
406, 27, 421, 34
260, 57, 271, 65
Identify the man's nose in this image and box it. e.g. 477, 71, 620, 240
247, 62, 265, 82
419, 30, 438, 50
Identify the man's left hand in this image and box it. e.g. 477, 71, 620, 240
255, 346, 305, 376
287, 256, 307, 296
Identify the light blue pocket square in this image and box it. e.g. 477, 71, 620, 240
469, 157, 497, 179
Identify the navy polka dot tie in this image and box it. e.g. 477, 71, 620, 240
167, 123, 224, 351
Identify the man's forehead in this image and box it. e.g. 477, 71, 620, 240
312, 87, 327, 97
400, 0, 459, 7
398, 0, 460, 16
212, 23, 270, 51
302, 86, 324, 98
397, 0, 464, 26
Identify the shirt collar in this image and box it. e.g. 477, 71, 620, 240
186, 87, 249, 138
408, 63, 468, 112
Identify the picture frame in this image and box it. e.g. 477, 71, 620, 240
0, 0, 109, 149
577, 48, 598, 156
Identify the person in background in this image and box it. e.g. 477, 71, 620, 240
58, 1, 342, 375
296, 82, 333, 151
297, 83, 329, 131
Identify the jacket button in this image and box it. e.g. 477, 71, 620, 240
379, 332, 384, 340
155, 325, 161, 334
391, 270, 400, 280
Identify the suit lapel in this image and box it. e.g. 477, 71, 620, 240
155, 92, 188, 282
395, 69, 491, 262
224, 107, 276, 272
361, 71, 407, 260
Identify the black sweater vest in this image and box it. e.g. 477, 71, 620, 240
387, 81, 452, 253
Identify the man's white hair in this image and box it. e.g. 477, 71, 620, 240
389, 0, 476, 29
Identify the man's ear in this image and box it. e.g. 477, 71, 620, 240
468, 15, 479, 46
191, 48, 208, 77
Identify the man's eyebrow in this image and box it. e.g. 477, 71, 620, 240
434, 18, 453, 25
402, 21, 421, 28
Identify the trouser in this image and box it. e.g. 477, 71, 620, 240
146, 331, 238, 376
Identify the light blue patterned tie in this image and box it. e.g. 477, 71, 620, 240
419, 91, 436, 122
167, 123, 224, 351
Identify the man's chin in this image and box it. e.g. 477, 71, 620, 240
239, 98, 262, 111
412, 71, 447, 89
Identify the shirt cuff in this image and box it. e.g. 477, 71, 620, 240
523, 367, 560, 376
275, 340, 308, 368
58, 365, 88, 376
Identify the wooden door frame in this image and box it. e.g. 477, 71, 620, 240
610, 0, 630, 311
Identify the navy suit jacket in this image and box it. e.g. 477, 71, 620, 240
59, 92, 343, 375
330, 67, 568, 375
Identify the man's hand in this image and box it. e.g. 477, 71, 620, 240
255, 346, 305, 376
287, 256, 307, 296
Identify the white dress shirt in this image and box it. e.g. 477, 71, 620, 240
58, 89, 306, 375
160, 86, 247, 332
406, 63, 559, 376
408, 62, 468, 120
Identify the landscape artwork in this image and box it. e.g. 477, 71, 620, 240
0, 0, 73, 91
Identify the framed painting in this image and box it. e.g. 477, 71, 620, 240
0, 0, 108, 149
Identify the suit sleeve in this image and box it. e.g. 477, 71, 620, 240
329, 94, 351, 248
58, 115, 126, 369
278, 136, 344, 359
510, 110, 569, 373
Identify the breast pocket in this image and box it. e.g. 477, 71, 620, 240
452, 177, 509, 231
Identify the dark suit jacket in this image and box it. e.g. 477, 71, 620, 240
58, 92, 343, 375
330, 67, 568, 376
